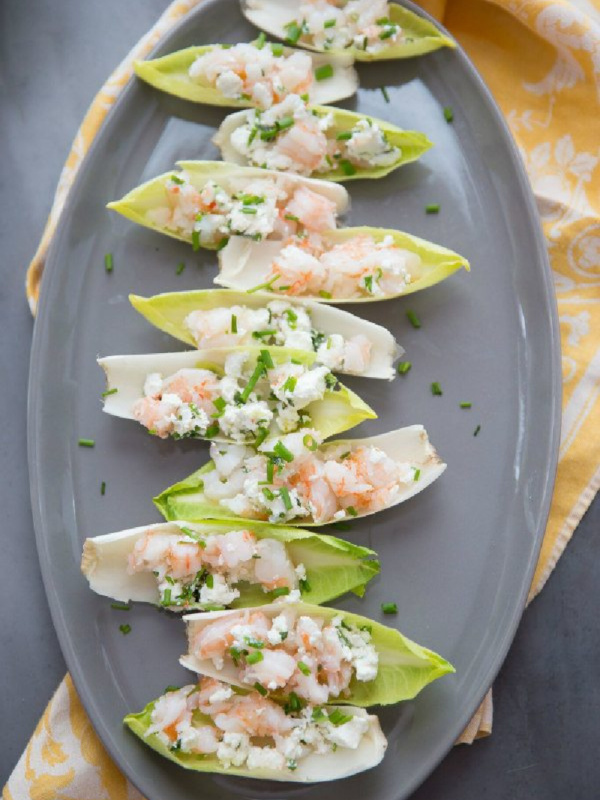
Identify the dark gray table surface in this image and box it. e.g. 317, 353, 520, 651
1, 1, 598, 797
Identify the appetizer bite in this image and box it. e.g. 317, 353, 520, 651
218, 227, 470, 301
81, 520, 380, 610
241, 1, 455, 61
107, 161, 348, 249
214, 95, 431, 179
125, 678, 387, 781
129, 289, 402, 379
181, 602, 454, 706
154, 425, 446, 525
98, 347, 376, 444
134, 39, 358, 107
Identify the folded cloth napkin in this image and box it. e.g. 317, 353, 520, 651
6, 0, 599, 796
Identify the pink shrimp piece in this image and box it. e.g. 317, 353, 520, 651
214, 694, 294, 736
284, 186, 338, 232
192, 615, 240, 659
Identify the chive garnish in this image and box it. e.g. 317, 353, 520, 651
271, 586, 290, 598
335, 131, 352, 141
164, 686, 180, 693
255, 427, 269, 447
175, 261, 185, 275
431, 382, 443, 396
247, 275, 280, 294
284, 691, 303, 714
101, 387, 118, 397
241, 206, 257, 214
277, 116, 295, 131
474, 424, 481, 437
267, 460, 274, 483
297, 661, 311, 676
460, 402, 472, 409
241, 361, 265, 402
111, 602, 130, 611
381, 602, 397, 614
284, 213, 300, 222
78, 438, 95, 448
263, 487, 276, 502
260, 349, 274, 369
397, 361, 412, 375
406, 310, 421, 329
192, 230, 201, 251
101, 481, 106, 495
254, 682, 267, 696
380, 86, 390, 103
315, 64, 334, 81
319, 290, 332, 299
231, 314, 237, 334
426, 204, 440, 214
170, 174, 184, 185
283, 376, 297, 393
104, 253, 113, 273
312, 706, 327, 721
324, 18, 336, 28
284, 20, 303, 45
119, 624, 132, 635
274, 441, 294, 462
327, 709, 353, 726
443, 106, 454, 123
204, 422, 220, 438
303, 434, 318, 451
216, 237, 229, 251
339, 159, 357, 176
252, 329, 277, 339
255, 32, 266, 49
279, 486, 293, 511
413, 468, 421, 481
347, 506, 358, 517
379, 27, 396, 40
271, 43, 284, 57
246, 651, 263, 665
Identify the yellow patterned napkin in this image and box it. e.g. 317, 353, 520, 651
8, 0, 599, 796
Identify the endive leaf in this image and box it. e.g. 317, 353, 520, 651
214, 106, 432, 181
181, 601, 455, 706
217, 227, 470, 303
153, 425, 446, 526
107, 161, 348, 249
98, 346, 376, 443
241, 1, 455, 61
129, 289, 402, 379
134, 44, 358, 106
124, 697, 386, 782
81, 520, 380, 609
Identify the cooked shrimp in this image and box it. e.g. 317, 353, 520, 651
283, 185, 338, 233
240, 649, 298, 690
253, 539, 297, 590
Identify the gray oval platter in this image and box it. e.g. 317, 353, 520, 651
28, 1, 561, 799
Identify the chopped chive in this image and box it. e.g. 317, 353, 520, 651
170, 174, 184, 185
319, 290, 332, 299
284, 213, 300, 222
443, 106, 454, 123
380, 86, 390, 103
299, 578, 311, 593
101, 387, 118, 398
271, 43, 284, 57
406, 310, 421, 328
347, 506, 358, 517
327, 708, 353, 725
460, 402, 472, 409
431, 382, 443, 396
284, 691, 303, 714
335, 131, 352, 141
274, 441, 294, 462
111, 602, 130, 611
267, 460, 274, 483
339, 159, 357, 176
425, 204, 440, 214
240, 194, 265, 205
284, 20, 303, 45
262, 487, 276, 501
213, 396, 226, 414
413, 468, 421, 481
303, 434, 318, 451
241, 361, 266, 402
216, 237, 229, 251
362, 35, 368, 50
246, 650, 263, 665
300, 92, 309, 102
241, 206, 257, 214
312, 706, 327, 721
248, 127, 257, 146
192, 230, 201, 251
255, 32, 266, 49
381, 602, 397, 614
204, 422, 220, 438
162, 588, 172, 605
247, 275, 280, 294
272, 586, 290, 598
78, 438, 95, 448
255, 427, 269, 447
283, 376, 297, 393
252, 329, 278, 339
279, 486, 293, 511
119, 623, 132, 635
175, 261, 185, 275
324, 18, 336, 28
100, 481, 106, 496
277, 116, 295, 131
205, 573, 214, 589
474, 424, 481, 437
104, 253, 113, 273
231, 314, 237, 334
315, 64, 334, 81
379, 27, 396, 40
397, 361, 412, 375
260, 349, 274, 369
254, 682, 268, 696
297, 661, 311, 676
164, 686, 180, 693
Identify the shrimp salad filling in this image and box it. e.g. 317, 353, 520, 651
253, 233, 422, 299
189, 42, 314, 109
128, 527, 306, 609
229, 94, 400, 175
203, 431, 420, 523
191, 608, 379, 700
132, 351, 338, 443
146, 172, 339, 245
147, 678, 371, 770
184, 300, 372, 373
278, 0, 404, 55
